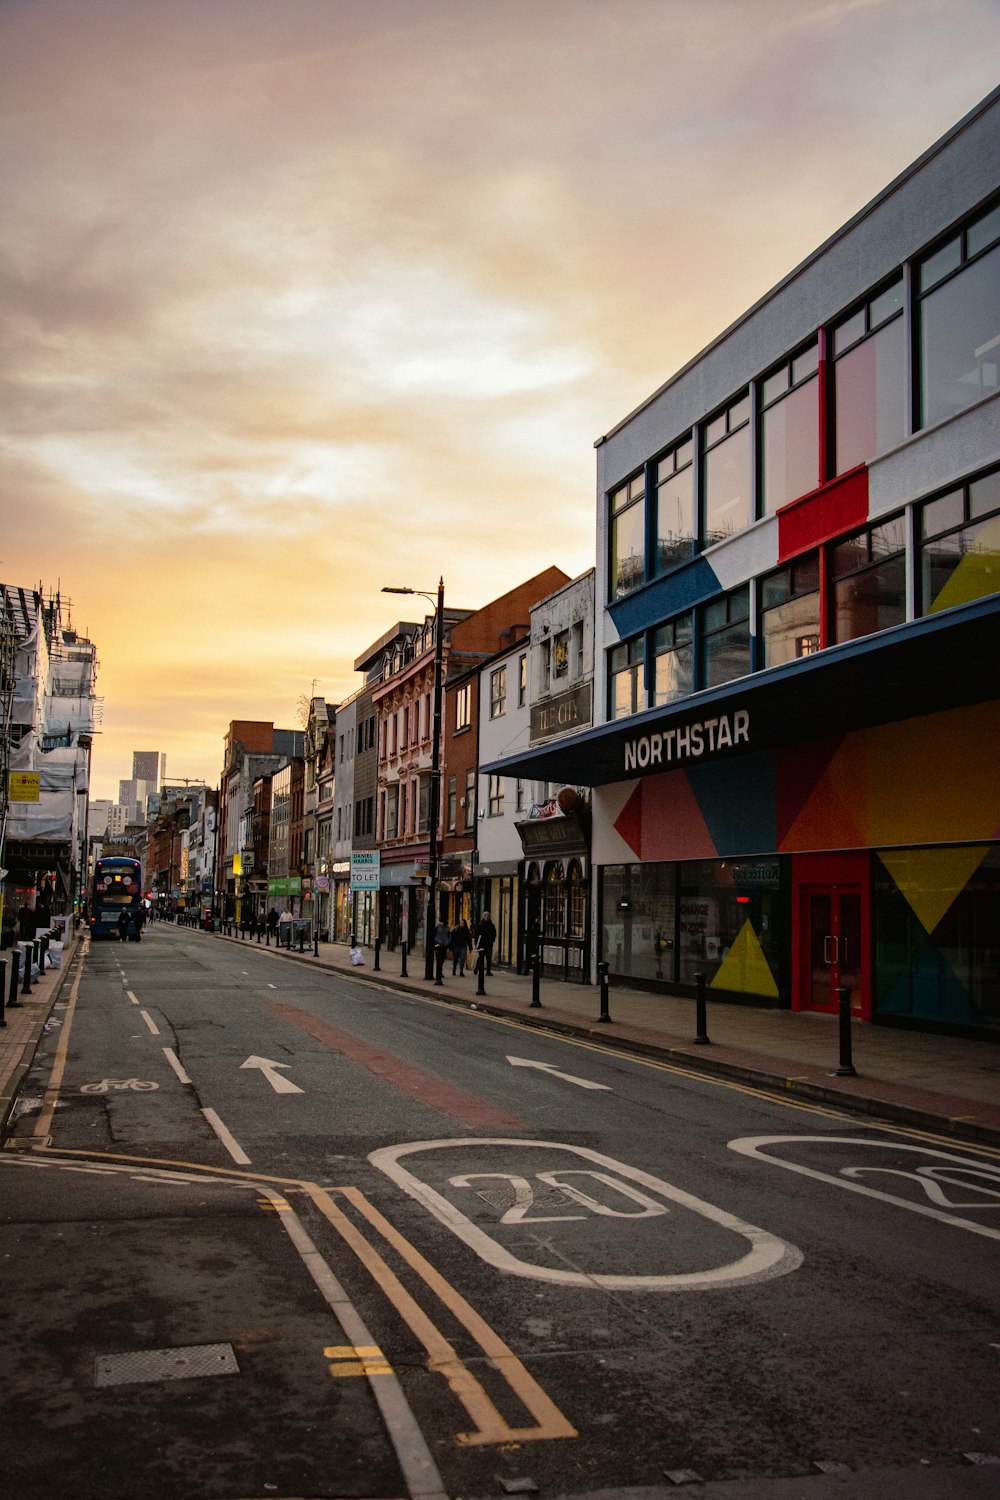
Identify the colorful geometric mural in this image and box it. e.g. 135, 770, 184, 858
710, 918, 779, 998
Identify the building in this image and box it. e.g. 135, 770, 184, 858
216, 721, 304, 921
492, 89, 1000, 1036
132, 751, 165, 790
118, 779, 152, 825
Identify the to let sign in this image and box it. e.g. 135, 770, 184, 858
350, 852, 381, 891
9, 772, 40, 802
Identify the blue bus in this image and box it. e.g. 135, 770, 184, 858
90, 856, 143, 939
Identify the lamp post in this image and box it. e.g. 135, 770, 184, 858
382, 577, 445, 981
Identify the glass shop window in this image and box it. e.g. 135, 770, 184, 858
759, 341, 820, 513
702, 393, 752, 546
655, 436, 695, 573
609, 635, 645, 720
760, 553, 821, 668
832, 278, 905, 474
920, 467, 1000, 615
610, 474, 646, 599
652, 613, 694, 705
699, 586, 751, 689
831, 513, 907, 644
918, 200, 1000, 428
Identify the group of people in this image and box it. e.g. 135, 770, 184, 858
434, 910, 496, 978
117, 907, 146, 942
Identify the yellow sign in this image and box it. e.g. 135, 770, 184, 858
9, 772, 40, 802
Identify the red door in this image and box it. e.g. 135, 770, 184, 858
793, 853, 870, 1019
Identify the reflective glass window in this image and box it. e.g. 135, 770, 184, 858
652, 614, 693, 705
700, 586, 750, 689
703, 402, 751, 546
609, 636, 645, 720
920, 469, 1000, 615
833, 312, 906, 474
610, 474, 646, 599
760, 555, 821, 668
918, 205, 1000, 428
655, 440, 695, 572
760, 342, 819, 513
832, 515, 906, 643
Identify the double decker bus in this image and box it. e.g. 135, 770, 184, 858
90, 856, 143, 939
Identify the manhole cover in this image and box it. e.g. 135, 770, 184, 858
94, 1342, 239, 1387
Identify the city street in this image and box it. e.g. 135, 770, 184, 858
2, 924, 999, 1500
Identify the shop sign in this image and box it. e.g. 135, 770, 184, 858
9, 772, 40, 802
530, 682, 593, 743
315, 875, 330, 891
624, 709, 750, 773
517, 811, 588, 858
351, 851, 381, 891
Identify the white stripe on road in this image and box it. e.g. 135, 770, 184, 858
126, 989, 140, 1005
139, 1009, 160, 1036
202, 1108, 251, 1165
163, 1047, 192, 1085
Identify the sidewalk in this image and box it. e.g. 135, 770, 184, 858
0, 933, 79, 1134
245, 930, 1000, 1148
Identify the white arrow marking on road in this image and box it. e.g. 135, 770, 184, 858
240, 1056, 304, 1095
506, 1056, 612, 1091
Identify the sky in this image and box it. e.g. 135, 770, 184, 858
2, 0, 998, 802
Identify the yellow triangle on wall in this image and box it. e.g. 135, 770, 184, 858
710, 918, 779, 998
878, 846, 990, 934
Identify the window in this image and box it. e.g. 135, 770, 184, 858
920, 468, 1000, 615
832, 279, 905, 474
703, 393, 751, 545
488, 774, 504, 816
447, 775, 457, 832
609, 635, 644, 720
655, 436, 695, 571
610, 473, 646, 599
760, 554, 821, 668
354, 797, 373, 836
553, 630, 569, 677
464, 769, 476, 829
832, 514, 907, 643
918, 200, 1000, 428
490, 666, 507, 718
652, 614, 693, 705
518, 653, 527, 706
418, 776, 429, 835
384, 785, 399, 841
516, 778, 526, 812
572, 622, 584, 678
403, 706, 410, 748
700, 586, 751, 689
455, 683, 471, 730
760, 342, 819, 513
544, 862, 565, 934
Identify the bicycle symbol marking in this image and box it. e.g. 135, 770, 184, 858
80, 1078, 160, 1094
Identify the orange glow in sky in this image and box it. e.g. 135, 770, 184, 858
3, 0, 998, 800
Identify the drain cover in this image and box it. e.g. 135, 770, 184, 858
94, 1342, 239, 1387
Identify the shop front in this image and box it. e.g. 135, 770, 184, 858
516, 802, 590, 982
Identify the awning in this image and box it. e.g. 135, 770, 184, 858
483, 595, 1000, 788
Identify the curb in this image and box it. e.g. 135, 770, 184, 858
0, 932, 82, 1137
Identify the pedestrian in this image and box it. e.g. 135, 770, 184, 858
434, 916, 451, 982
17, 902, 34, 942
267, 907, 279, 937
450, 916, 472, 976
117, 909, 130, 942
474, 910, 497, 976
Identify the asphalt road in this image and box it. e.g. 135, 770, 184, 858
2, 923, 999, 1500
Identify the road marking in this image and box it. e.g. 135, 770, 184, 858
506, 1055, 611, 1090
201, 1108, 251, 1165
139, 1010, 160, 1036
370, 1139, 802, 1291
308, 1182, 576, 1446
325, 1344, 393, 1377
162, 1048, 191, 1085
126, 989, 140, 1006
239, 1055, 304, 1095
35, 949, 86, 1140
728, 1136, 1000, 1241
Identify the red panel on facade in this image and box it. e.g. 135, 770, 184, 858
777, 466, 869, 563
613, 771, 717, 862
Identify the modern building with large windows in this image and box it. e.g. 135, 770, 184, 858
492, 87, 1000, 1036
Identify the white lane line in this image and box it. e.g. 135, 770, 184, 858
259, 1185, 447, 1500
163, 1048, 192, 1085
126, 989, 140, 1006
202, 1108, 251, 1165
139, 1009, 160, 1036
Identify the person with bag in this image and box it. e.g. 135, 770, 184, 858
450, 916, 472, 976
474, 910, 497, 976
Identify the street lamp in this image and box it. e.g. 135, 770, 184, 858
381, 577, 445, 980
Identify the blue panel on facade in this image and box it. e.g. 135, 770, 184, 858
607, 555, 720, 640
686, 751, 776, 857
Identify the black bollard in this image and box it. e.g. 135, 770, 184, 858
435, 945, 446, 988
597, 960, 611, 1022
694, 971, 711, 1044
836, 986, 857, 1076
476, 950, 486, 997
265, 926, 270, 946
400, 942, 408, 978
8, 948, 22, 1008
21, 943, 32, 995
0, 957, 6, 1027
530, 950, 542, 1008
374, 938, 381, 972
299, 927, 305, 953
40, 936, 49, 973
258, 924, 262, 944
313, 928, 319, 957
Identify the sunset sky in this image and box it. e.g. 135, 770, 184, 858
3, 0, 998, 802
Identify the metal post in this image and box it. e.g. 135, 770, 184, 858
694, 971, 710, 1044
425, 578, 445, 981
476, 949, 486, 997
21, 943, 32, 994
298, 926, 305, 953
401, 941, 408, 978
8, 948, 21, 1008
530, 950, 542, 1008
0, 958, 6, 1026
435, 942, 446, 987
374, 937, 381, 972
313, 927, 318, 957
836, 986, 856, 1076
597, 960, 611, 1023
265, 925, 270, 946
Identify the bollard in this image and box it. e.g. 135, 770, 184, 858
694, 971, 711, 1044
258, 924, 262, 944
21, 943, 32, 995
435, 945, 446, 988
836, 986, 857, 1076
0, 957, 5, 1026
476, 950, 486, 997
313, 928, 319, 957
40, 935, 49, 973
265, 926, 270, 946
530, 950, 542, 1008
400, 942, 408, 978
287, 925, 293, 950
299, 927, 305, 954
374, 938, 381, 972
597, 960, 611, 1022
8, 948, 22, 1008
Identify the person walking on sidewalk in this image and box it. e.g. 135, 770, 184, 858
450, 917, 471, 976
474, 911, 497, 976
434, 917, 451, 984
